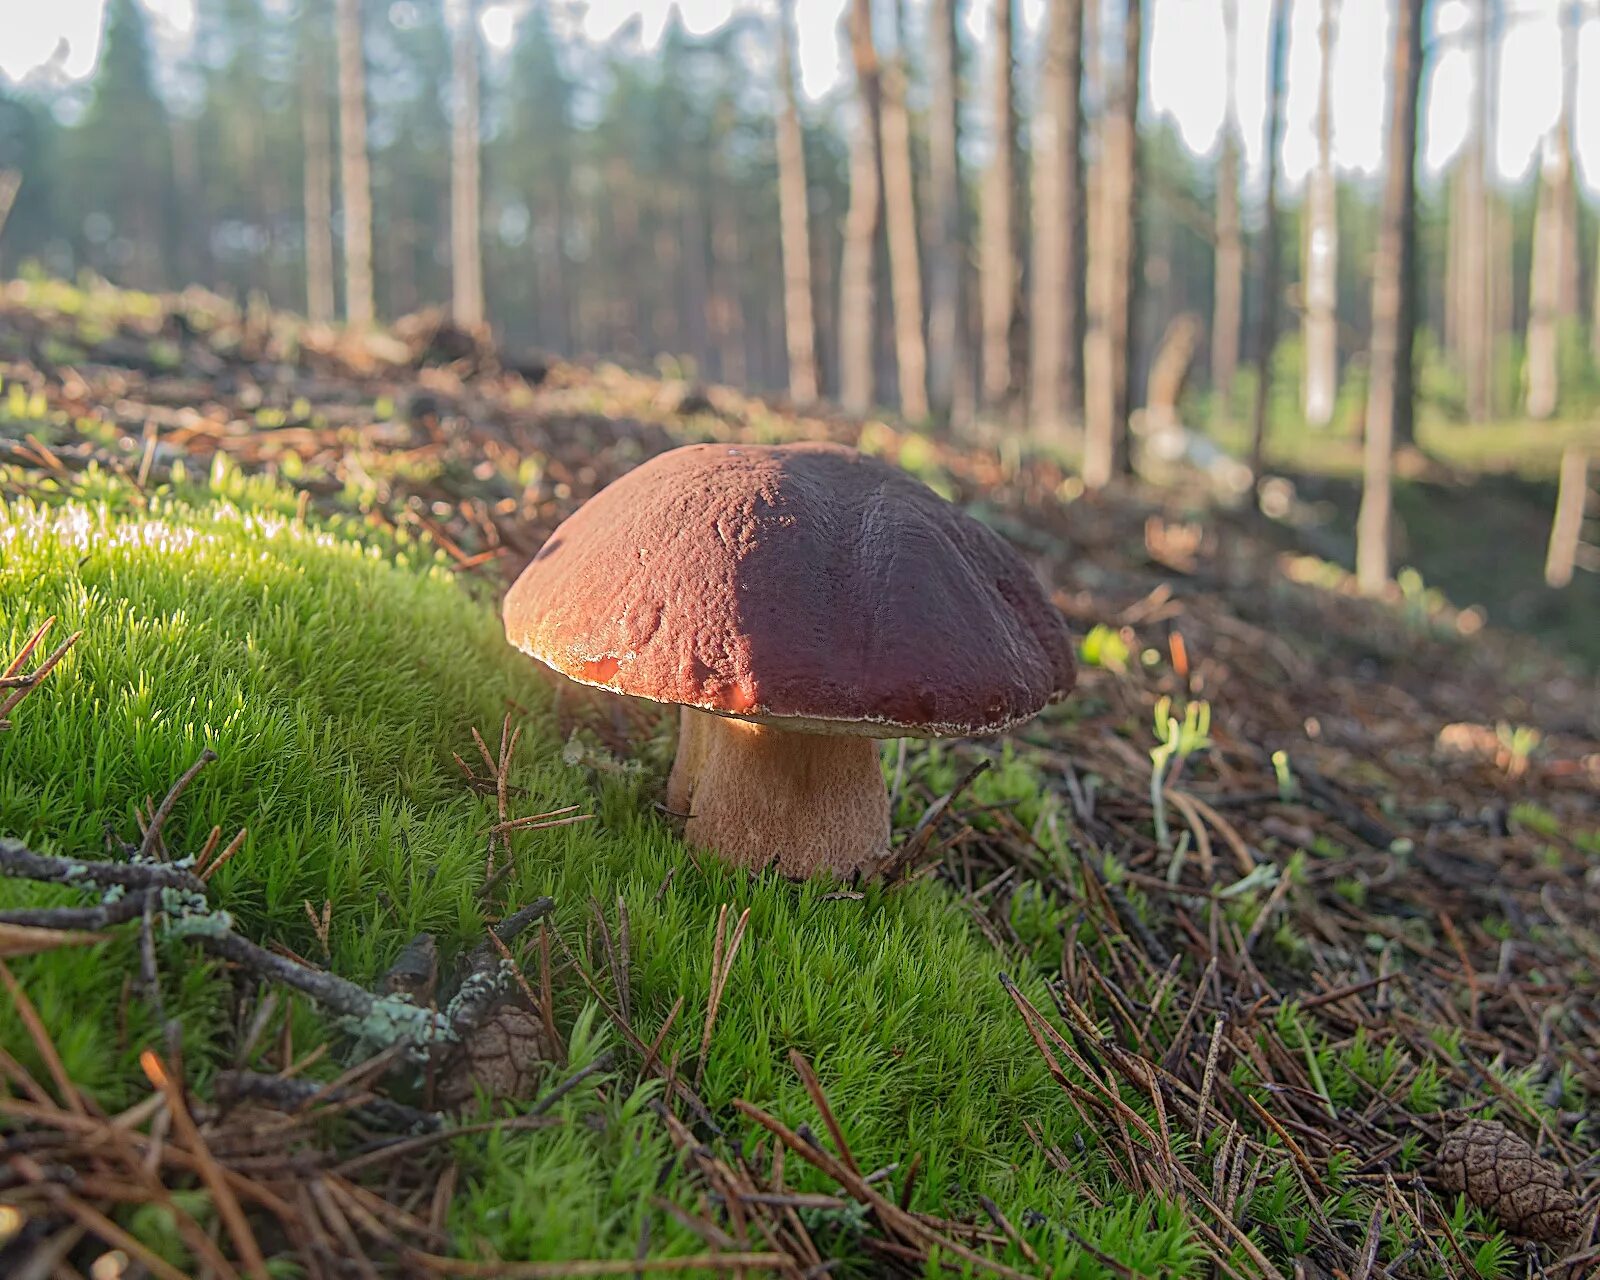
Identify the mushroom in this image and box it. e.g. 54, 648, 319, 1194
502, 442, 1075, 878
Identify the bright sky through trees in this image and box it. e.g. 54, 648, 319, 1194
1, 0, 1595, 190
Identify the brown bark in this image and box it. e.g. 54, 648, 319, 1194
980, 0, 1021, 413
336, 0, 375, 326
450, 0, 484, 329
925, 0, 963, 423
1247, 0, 1288, 477
880, 0, 928, 419
1144, 312, 1202, 432
1357, 0, 1424, 595
839, 0, 883, 416
1030, 0, 1085, 440
775, 0, 819, 404
1210, 0, 1242, 409
1302, 0, 1338, 426
710, 184, 747, 387
1544, 446, 1590, 589
300, 33, 336, 325
1457, 0, 1492, 423
1526, 3, 1578, 419
1083, 0, 1141, 489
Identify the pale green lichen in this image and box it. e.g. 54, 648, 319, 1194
163, 908, 236, 940
158, 886, 214, 919
342, 993, 456, 1058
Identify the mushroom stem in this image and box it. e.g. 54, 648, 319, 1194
667, 709, 891, 878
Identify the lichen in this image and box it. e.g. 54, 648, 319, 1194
342, 992, 456, 1059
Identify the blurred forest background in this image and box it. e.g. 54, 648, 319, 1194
0, 0, 1596, 660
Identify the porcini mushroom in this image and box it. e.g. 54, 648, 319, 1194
503, 442, 1075, 878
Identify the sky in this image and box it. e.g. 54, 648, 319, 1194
0, 0, 1595, 193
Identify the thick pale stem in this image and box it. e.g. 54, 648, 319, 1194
667, 708, 890, 879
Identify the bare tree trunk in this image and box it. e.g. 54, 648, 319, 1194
1145, 313, 1202, 432
1455, 0, 1493, 422
1030, 0, 1085, 440
0, 171, 19, 254
1247, 0, 1288, 477
450, 0, 484, 329
839, 0, 883, 416
1544, 446, 1590, 588
1302, 0, 1338, 426
878, 0, 928, 419
1526, 3, 1578, 420
710, 198, 747, 387
1556, 4, 1581, 324
1083, 0, 1141, 489
1357, 0, 1423, 596
775, 0, 819, 404
336, 0, 375, 327
1491, 197, 1513, 416
1210, 0, 1242, 411
301, 34, 336, 325
926, 0, 963, 424
980, 0, 1020, 413
812, 203, 838, 397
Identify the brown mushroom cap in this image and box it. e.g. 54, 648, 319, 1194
504, 442, 1074, 737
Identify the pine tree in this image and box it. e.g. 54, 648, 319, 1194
450, 0, 485, 329
1302, 0, 1339, 426
1084, 0, 1142, 488
775, 0, 819, 403
1357, 0, 1425, 595
301, 7, 336, 323
73, 0, 175, 290
336, 0, 375, 325
925, 0, 964, 423
980, 0, 1021, 413
839, 0, 884, 415
1030, 0, 1085, 440
1210, 0, 1242, 412
880, 0, 928, 419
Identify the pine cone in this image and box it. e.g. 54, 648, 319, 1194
1436, 1119, 1582, 1243
439, 1004, 553, 1107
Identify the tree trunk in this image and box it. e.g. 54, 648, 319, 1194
1083, 0, 1141, 489
925, 0, 963, 424
1144, 313, 1202, 433
1302, 0, 1338, 426
336, 0, 375, 326
839, 0, 883, 416
1544, 446, 1590, 588
1030, 0, 1085, 440
1556, 5, 1581, 324
1357, 0, 1423, 596
1210, 0, 1242, 411
710, 175, 747, 387
1526, 3, 1578, 420
979, 0, 1020, 413
1247, 0, 1288, 477
1456, 0, 1493, 423
301, 32, 336, 325
450, 0, 484, 329
775, 0, 819, 404
878, 0, 928, 419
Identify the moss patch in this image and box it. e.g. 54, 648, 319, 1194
0, 482, 1198, 1271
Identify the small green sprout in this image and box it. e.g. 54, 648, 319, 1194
1149, 695, 1211, 849
1271, 749, 1296, 802
1494, 722, 1540, 779
1079, 623, 1130, 674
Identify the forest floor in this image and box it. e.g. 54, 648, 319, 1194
0, 277, 1596, 1278
1203, 411, 1600, 672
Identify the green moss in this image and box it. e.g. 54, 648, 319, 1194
0, 480, 1200, 1270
